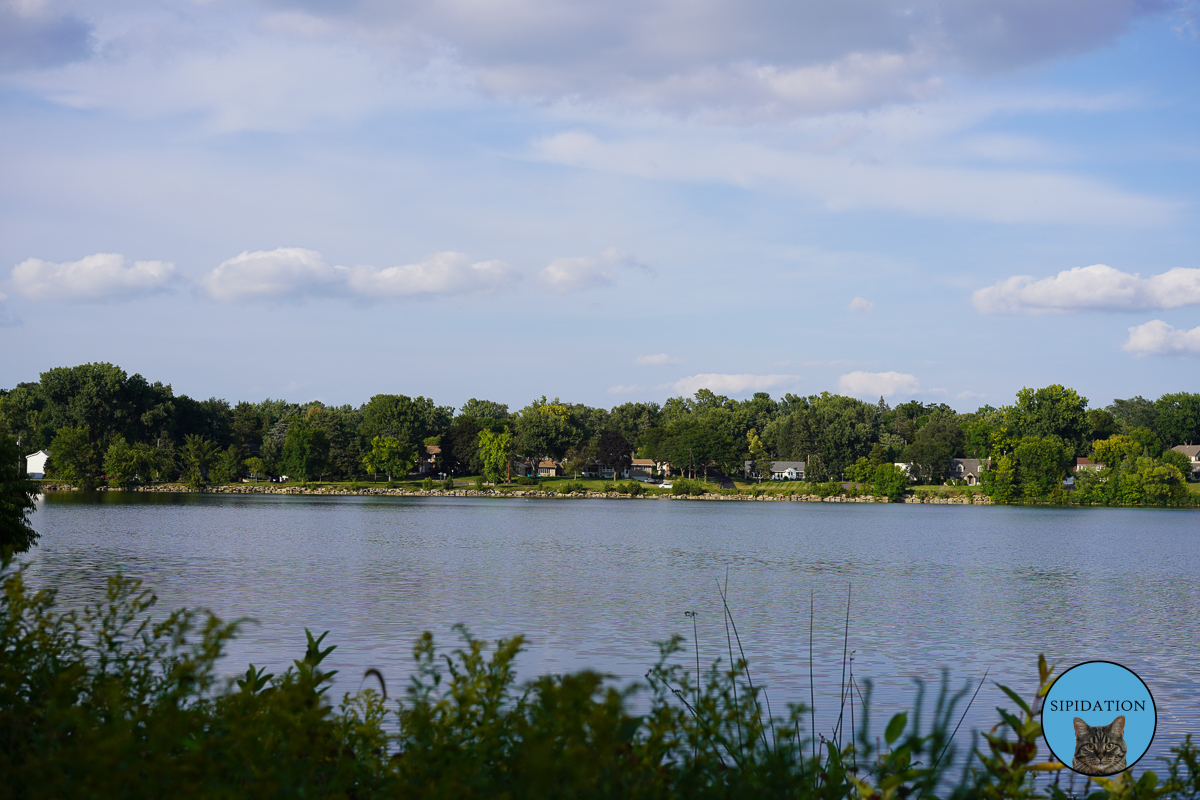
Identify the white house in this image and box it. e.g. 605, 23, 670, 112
1170, 445, 1200, 480
744, 460, 806, 480
25, 450, 49, 479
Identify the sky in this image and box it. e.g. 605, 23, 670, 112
1, 0, 1198, 412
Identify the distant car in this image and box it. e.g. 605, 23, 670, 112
660, 482, 672, 489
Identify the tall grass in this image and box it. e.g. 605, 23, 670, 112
1, 555, 1196, 799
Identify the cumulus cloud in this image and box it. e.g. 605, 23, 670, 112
12, 253, 178, 302
671, 373, 799, 396
1122, 320, 1200, 357
202, 248, 347, 302
348, 253, 517, 297
837, 371, 920, 398
957, 390, 986, 400
203, 247, 517, 302
849, 296, 875, 313
636, 353, 679, 366
540, 247, 649, 292
973, 264, 1200, 314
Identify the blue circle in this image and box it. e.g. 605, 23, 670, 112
1043, 660, 1156, 774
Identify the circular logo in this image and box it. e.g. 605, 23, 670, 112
1042, 660, 1156, 776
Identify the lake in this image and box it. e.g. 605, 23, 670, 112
20, 492, 1200, 772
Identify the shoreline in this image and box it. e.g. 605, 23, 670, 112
36, 482, 992, 504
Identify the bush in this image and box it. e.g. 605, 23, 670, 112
516, 476, 537, 486
442, 478, 454, 490
670, 479, 706, 496
421, 478, 433, 491
5, 557, 1199, 799
474, 475, 485, 490
350, 480, 360, 491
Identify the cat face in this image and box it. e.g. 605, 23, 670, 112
1071, 715, 1127, 776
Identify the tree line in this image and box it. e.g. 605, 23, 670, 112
1, 363, 1197, 502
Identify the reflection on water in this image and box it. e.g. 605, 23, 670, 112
22, 492, 1200, 767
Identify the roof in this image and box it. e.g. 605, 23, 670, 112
538, 460, 560, 468
630, 459, 654, 466
950, 458, 980, 473
1171, 444, 1200, 459
425, 445, 441, 455
770, 461, 806, 471
1076, 457, 1101, 466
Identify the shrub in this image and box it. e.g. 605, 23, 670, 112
442, 478, 454, 490
516, 476, 537, 486
474, 475, 485, 490
421, 478, 433, 491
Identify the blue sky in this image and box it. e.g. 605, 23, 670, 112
1, 0, 1198, 411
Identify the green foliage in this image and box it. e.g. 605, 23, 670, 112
746, 428, 773, 481
441, 478, 454, 490
477, 427, 513, 485
6, 558, 1200, 799
421, 478, 433, 491
283, 424, 331, 483
180, 433, 220, 488
1012, 436, 1072, 500
474, 475, 485, 490
516, 476, 537, 486
1160, 448, 1193, 476
213, 443, 249, 484
244, 455, 266, 482
103, 434, 142, 487
1074, 455, 1189, 506
48, 425, 91, 486
362, 435, 413, 482
872, 463, 910, 501
670, 479, 706, 496
0, 436, 39, 553
1008, 385, 1090, 455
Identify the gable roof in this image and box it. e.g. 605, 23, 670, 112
1171, 444, 1200, 460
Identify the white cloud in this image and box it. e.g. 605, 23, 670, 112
540, 247, 649, 292
349, 253, 517, 297
972, 264, 1200, 314
202, 248, 347, 302
12, 253, 177, 302
533, 133, 1172, 226
636, 353, 679, 366
671, 373, 799, 396
1122, 320, 1200, 357
957, 390, 987, 400
606, 384, 647, 394
837, 370, 920, 398
849, 296, 875, 314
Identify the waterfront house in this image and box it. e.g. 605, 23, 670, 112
628, 458, 655, 480
1075, 457, 1103, 471
744, 460, 805, 480
537, 460, 562, 477
948, 458, 981, 485
1170, 445, 1200, 479
418, 444, 442, 475
25, 450, 49, 479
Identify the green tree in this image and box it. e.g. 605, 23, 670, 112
746, 429, 772, 482
0, 434, 39, 553
243, 456, 266, 483
103, 435, 142, 488
459, 398, 510, 420
1161, 448, 1193, 477
981, 455, 1016, 503
477, 428, 513, 485
359, 395, 452, 457
1107, 395, 1157, 432
1092, 434, 1143, 466
213, 444, 249, 484
48, 426, 91, 486
872, 463, 910, 501
1009, 385, 1089, 455
1154, 392, 1200, 447
282, 426, 330, 483
1084, 408, 1118, 442
1012, 436, 1072, 499
361, 435, 411, 482
597, 430, 632, 479
180, 434, 220, 488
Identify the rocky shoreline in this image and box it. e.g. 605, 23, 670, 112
36, 482, 993, 504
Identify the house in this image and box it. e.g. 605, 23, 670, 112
894, 462, 917, 482
537, 460, 562, 477
418, 444, 442, 475
948, 458, 981, 486
628, 459, 655, 480
1075, 457, 1104, 472
25, 450, 49, 479
1170, 445, 1200, 480
744, 460, 805, 480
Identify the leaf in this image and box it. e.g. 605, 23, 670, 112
885, 712, 908, 746
1028, 762, 1067, 772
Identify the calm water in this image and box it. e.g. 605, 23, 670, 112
20, 493, 1200, 770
